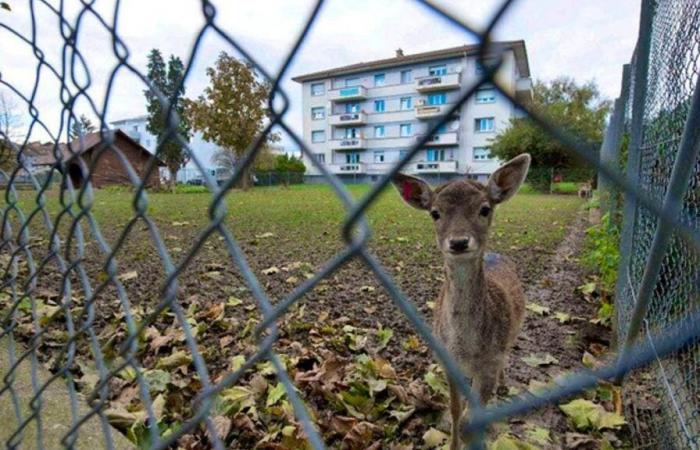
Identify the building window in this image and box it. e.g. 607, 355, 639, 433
400, 123, 412, 137
374, 151, 385, 163
311, 83, 325, 96
345, 103, 360, 113
374, 73, 386, 86
429, 64, 447, 76
313, 153, 325, 163
374, 99, 385, 112
312, 107, 325, 120
400, 97, 412, 110
134, 125, 139, 132
346, 152, 360, 164
345, 77, 361, 87
475, 117, 495, 133
399, 149, 408, 160
311, 130, 326, 143
426, 148, 445, 161
428, 92, 447, 105
374, 125, 385, 138
475, 88, 496, 104
344, 127, 359, 138
473, 147, 492, 161
401, 70, 412, 84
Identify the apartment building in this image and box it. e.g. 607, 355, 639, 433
292, 41, 533, 183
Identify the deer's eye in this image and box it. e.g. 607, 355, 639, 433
430, 210, 441, 220
479, 206, 491, 217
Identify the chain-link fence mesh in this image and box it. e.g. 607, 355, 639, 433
611, 1, 700, 448
1, 0, 700, 449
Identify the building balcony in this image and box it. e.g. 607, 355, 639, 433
330, 137, 366, 150
416, 132, 458, 146
410, 160, 458, 173
329, 85, 368, 102
414, 72, 461, 92
415, 104, 454, 120
329, 163, 365, 174
329, 112, 367, 126
515, 78, 533, 104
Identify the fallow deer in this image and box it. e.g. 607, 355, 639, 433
392, 154, 531, 449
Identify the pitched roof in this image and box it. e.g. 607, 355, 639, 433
292, 40, 530, 82
26, 130, 163, 166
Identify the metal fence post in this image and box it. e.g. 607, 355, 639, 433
614, 0, 655, 342
599, 64, 631, 218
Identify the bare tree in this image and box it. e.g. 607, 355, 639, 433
0, 90, 23, 170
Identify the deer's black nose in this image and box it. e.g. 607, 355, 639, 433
449, 238, 470, 253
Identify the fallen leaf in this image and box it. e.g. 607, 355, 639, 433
422, 427, 448, 448
256, 232, 275, 238
118, 271, 138, 282
143, 369, 170, 393
524, 425, 550, 445
266, 382, 286, 407
554, 311, 571, 323
526, 303, 550, 316
156, 350, 193, 369
424, 369, 449, 398
206, 415, 232, 442
522, 353, 559, 367
559, 398, 625, 431
582, 351, 597, 368
285, 276, 299, 284
227, 296, 243, 306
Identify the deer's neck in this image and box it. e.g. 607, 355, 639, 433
443, 255, 487, 314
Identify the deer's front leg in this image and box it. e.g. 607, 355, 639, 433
448, 379, 464, 450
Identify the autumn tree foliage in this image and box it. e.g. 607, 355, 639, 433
186, 52, 278, 190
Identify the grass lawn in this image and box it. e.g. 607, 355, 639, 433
3, 184, 584, 448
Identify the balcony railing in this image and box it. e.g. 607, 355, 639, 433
330, 137, 366, 150
329, 111, 367, 126
411, 160, 458, 173
415, 132, 458, 146
329, 85, 368, 102
414, 72, 461, 92
328, 163, 365, 174
415, 104, 454, 119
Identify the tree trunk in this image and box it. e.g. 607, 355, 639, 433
168, 164, 179, 192
239, 165, 251, 191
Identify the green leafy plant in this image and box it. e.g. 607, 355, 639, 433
583, 213, 620, 292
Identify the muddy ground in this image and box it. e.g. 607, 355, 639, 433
1, 192, 648, 449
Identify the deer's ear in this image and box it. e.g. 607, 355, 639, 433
487, 153, 531, 204
391, 173, 433, 210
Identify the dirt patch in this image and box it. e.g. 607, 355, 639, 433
2, 191, 605, 449
495, 211, 624, 448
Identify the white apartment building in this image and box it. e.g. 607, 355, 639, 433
110, 115, 222, 183
292, 41, 533, 183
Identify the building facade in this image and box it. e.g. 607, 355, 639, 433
293, 41, 533, 183
110, 116, 222, 183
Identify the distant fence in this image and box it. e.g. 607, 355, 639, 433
599, 1, 700, 448
1, 0, 700, 449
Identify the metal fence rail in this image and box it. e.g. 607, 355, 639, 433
0, 0, 698, 449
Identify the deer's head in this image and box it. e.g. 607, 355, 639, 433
392, 154, 530, 260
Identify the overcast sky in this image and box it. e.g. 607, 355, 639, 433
1, 0, 640, 156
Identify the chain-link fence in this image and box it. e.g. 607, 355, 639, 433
1, 0, 700, 449
602, 0, 700, 448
